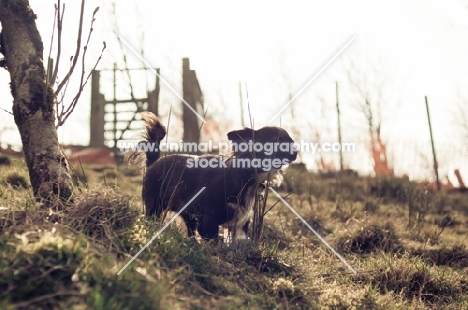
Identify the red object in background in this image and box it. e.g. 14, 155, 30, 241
66, 147, 116, 167
371, 135, 392, 177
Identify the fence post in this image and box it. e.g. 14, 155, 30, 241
90, 70, 105, 147
147, 68, 160, 115
336, 82, 343, 171
425, 96, 440, 191
239, 81, 245, 127
182, 58, 202, 148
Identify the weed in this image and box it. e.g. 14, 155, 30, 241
337, 223, 404, 254
404, 186, 438, 228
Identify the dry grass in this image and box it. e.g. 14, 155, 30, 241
0, 157, 467, 309
0, 155, 11, 166
354, 255, 466, 306
412, 244, 468, 268
3, 172, 29, 189
67, 186, 141, 253
336, 223, 405, 255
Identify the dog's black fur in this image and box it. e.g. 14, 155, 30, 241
140, 112, 297, 241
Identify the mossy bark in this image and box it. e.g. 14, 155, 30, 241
0, 0, 74, 204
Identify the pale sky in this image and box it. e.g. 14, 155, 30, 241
1, 0, 467, 182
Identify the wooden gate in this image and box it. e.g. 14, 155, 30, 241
89, 65, 160, 148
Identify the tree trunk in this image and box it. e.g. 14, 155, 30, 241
0, 0, 73, 204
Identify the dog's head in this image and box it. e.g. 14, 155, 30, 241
227, 126, 298, 172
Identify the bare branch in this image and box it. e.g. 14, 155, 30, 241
55, 0, 85, 95
0, 107, 13, 115
52, 2, 105, 128
47, 2, 60, 123
57, 56, 74, 124
111, 1, 136, 100
46, 3, 58, 84
343, 48, 400, 138
57, 41, 106, 127
51, 1, 65, 86
452, 92, 468, 145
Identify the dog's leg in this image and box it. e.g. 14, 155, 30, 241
180, 212, 197, 237
242, 220, 250, 239
144, 195, 162, 218
198, 214, 220, 241
230, 219, 250, 241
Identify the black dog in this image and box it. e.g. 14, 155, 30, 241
139, 112, 297, 241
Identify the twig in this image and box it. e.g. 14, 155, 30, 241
57, 38, 106, 127
57, 56, 73, 123
111, 1, 136, 100
10, 292, 84, 308
46, 2, 58, 84
55, 0, 85, 95
47, 2, 59, 121
189, 281, 217, 297
0, 107, 13, 115
265, 192, 292, 214
245, 82, 254, 129
281, 287, 290, 310
51, 0, 64, 85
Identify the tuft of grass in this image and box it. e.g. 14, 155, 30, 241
0, 228, 85, 308
262, 223, 295, 251
333, 196, 358, 222
3, 173, 29, 189
318, 287, 377, 310
331, 171, 368, 202
0, 155, 11, 166
66, 186, 140, 253
355, 256, 467, 306
412, 244, 468, 268
337, 223, 405, 254
404, 186, 440, 228
0, 226, 170, 309
370, 176, 414, 203
363, 198, 380, 213
291, 214, 331, 239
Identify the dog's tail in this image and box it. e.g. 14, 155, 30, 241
126, 112, 166, 170
140, 112, 166, 167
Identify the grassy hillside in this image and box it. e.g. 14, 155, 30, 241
1, 155, 467, 309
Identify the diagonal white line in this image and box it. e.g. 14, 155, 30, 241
269, 187, 357, 274
268, 36, 356, 124
117, 187, 206, 275
118, 36, 206, 124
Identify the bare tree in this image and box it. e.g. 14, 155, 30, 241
0, 0, 103, 204
341, 44, 403, 175
0, 1, 73, 203
453, 93, 468, 147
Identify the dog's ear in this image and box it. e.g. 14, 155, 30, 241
227, 128, 255, 143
